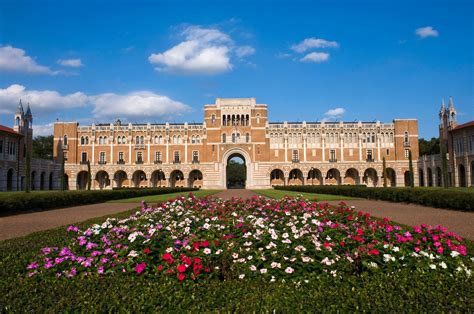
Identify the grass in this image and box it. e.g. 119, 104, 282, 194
253, 189, 358, 201
107, 189, 221, 203
1, 194, 473, 311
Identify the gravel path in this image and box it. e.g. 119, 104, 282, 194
0, 203, 140, 241
214, 189, 261, 200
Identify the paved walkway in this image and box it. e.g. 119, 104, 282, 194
214, 189, 261, 200
0, 203, 140, 241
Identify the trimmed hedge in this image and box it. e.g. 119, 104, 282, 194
0, 187, 198, 215
274, 186, 474, 211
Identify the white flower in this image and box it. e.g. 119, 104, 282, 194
282, 233, 289, 239
215, 249, 223, 255
203, 248, 211, 255
128, 250, 138, 257
250, 265, 257, 271
392, 246, 400, 252
247, 255, 253, 260
232, 253, 239, 259
285, 267, 294, 274
271, 262, 281, 268
239, 274, 245, 279
450, 251, 460, 258
244, 241, 253, 247
260, 268, 267, 274
439, 262, 447, 269
368, 262, 378, 268
429, 264, 437, 270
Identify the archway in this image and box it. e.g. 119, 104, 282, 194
188, 170, 203, 188
418, 169, 424, 187
436, 167, 442, 187
386, 168, 396, 187
95, 171, 110, 190
288, 169, 304, 185
77, 171, 89, 190
7, 168, 14, 191
31, 171, 36, 190
151, 170, 166, 187
270, 169, 285, 186
49, 172, 54, 190
344, 168, 360, 185
226, 153, 246, 188
114, 171, 128, 188
170, 170, 185, 188
458, 164, 466, 187
427, 168, 433, 187
132, 170, 147, 188
404, 171, 411, 187
40, 172, 46, 190
307, 168, 322, 185
363, 168, 378, 187
325, 168, 341, 185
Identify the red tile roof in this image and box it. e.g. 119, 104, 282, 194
451, 120, 474, 131
0, 125, 21, 136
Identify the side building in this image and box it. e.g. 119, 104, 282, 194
53, 98, 419, 190
418, 97, 474, 187
0, 102, 60, 191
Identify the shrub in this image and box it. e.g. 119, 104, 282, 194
0, 187, 197, 215
274, 186, 474, 211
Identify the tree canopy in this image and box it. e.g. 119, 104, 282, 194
419, 137, 440, 156
32, 135, 53, 160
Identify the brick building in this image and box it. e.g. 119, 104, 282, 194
53, 98, 419, 190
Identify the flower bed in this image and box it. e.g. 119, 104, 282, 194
27, 194, 473, 282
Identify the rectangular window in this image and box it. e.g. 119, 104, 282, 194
192, 151, 199, 162
367, 149, 373, 161
386, 149, 390, 156
118, 152, 124, 162
312, 149, 316, 157
155, 151, 162, 162
330, 150, 336, 161
292, 150, 299, 162
136, 152, 143, 163
63, 152, 68, 161
349, 149, 353, 156
404, 149, 410, 159
81, 152, 87, 162
174, 151, 180, 163
99, 152, 106, 163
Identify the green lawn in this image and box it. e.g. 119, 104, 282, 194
107, 189, 221, 203
253, 189, 357, 201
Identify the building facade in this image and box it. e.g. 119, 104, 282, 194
53, 98, 419, 190
418, 97, 474, 187
0, 102, 60, 191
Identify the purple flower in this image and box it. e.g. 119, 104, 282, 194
91, 250, 102, 257
40, 247, 52, 255
27, 261, 39, 270
86, 242, 98, 250
135, 262, 147, 274
67, 225, 79, 233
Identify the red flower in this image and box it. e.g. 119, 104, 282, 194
193, 257, 202, 264
347, 216, 353, 221
368, 249, 380, 255
177, 264, 187, 273
157, 265, 164, 271
192, 242, 200, 250
182, 256, 192, 266
214, 240, 220, 246
135, 262, 147, 274
340, 241, 345, 247
323, 242, 331, 248
143, 248, 151, 254
357, 229, 364, 235
201, 240, 209, 247
162, 253, 172, 260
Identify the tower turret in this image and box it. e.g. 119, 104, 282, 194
447, 96, 457, 129
24, 103, 33, 129
13, 99, 24, 132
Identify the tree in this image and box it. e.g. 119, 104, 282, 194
440, 139, 449, 188
418, 137, 440, 156
25, 152, 31, 193
87, 160, 92, 190
382, 156, 387, 188
32, 135, 53, 160
226, 160, 246, 188
408, 150, 415, 188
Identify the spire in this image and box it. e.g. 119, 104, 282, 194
448, 96, 455, 110
16, 99, 24, 114
25, 103, 32, 117
439, 98, 446, 119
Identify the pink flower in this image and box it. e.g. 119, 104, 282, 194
135, 262, 147, 274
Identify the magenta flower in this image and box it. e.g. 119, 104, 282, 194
135, 262, 147, 274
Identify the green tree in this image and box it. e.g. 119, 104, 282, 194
408, 150, 415, 188
382, 156, 387, 188
440, 139, 449, 188
87, 160, 92, 190
32, 135, 53, 160
25, 152, 31, 193
418, 137, 440, 156
226, 160, 246, 188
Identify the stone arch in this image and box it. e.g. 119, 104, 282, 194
40, 172, 46, 190
49, 172, 54, 190
170, 170, 185, 188
188, 169, 203, 188
385, 167, 396, 187
132, 170, 147, 188
31, 170, 37, 190
363, 168, 378, 187
95, 170, 110, 190
114, 170, 128, 188
77, 171, 89, 190
427, 167, 433, 187
458, 164, 466, 187
307, 168, 322, 185
151, 170, 166, 187
222, 148, 252, 189
418, 168, 424, 187
270, 169, 285, 186
288, 169, 304, 185
6, 168, 14, 191
344, 168, 360, 185
325, 168, 341, 185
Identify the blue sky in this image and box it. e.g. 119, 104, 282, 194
0, 0, 472, 138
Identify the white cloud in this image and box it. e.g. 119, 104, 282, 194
0, 45, 58, 74
291, 38, 339, 53
324, 107, 346, 119
91, 91, 190, 119
148, 25, 254, 75
57, 58, 83, 67
300, 52, 330, 63
33, 123, 54, 137
415, 26, 439, 38
0, 84, 190, 121
0, 84, 88, 113
235, 45, 255, 58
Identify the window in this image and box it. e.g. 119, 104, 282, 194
330, 150, 336, 162
386, 149, 390, 156
155, 151, 162, 162
118, 152, 124, 162
174, 151, 180, 163
121, 136, 126, 144
192, 151, 199, 162
191, 135, 196, 144
256, 114, 260, 124
222, 133, 226, 143
81, 152, 87, 162
117, 136, 122, 144
99, 152, 106, 163
63, 135, 68, 145
80, 136, 84, 145
405, 149, 410, 159
85, 136, 89, 144
367, 149, 373, 161
404, 132, 409, 143
211, 114, 216, 125
136, 152, 143, 163
292, 150, 299, 162
63, 151, 68, 161
232, 133, 236, 143
246, 133, 250, 143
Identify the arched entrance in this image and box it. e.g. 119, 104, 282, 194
418, 169, 424, 187
170, 170, 185, 188
458, 164, 466, 187
114, 171, 128, 188
151, 170, 166, 187
77, 171, 89, 190
307, 168, 322, 185
326, 168, 341, 185
132, 170, 147, 188
427, 168, 433, 186
404, 171, 411, 187
7, 168, 14, 191
270, 169, 285, 186
344, 168, 360, 185
226, 153, 246, 188
40, 172, 45, 190
188, 170, 203, 188
31, 171, 36, 190
386, 168, 396, 187
95, 171, 110, 190
49, 172, 54, 190
288, 169, 304, 185
363, 168, 378, 187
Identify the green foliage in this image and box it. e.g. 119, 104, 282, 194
226, 160, 246, 187
408, 150, 414, 188
86, 160, 92, 191
32, 135, 53, 160
419, 137, 440, 156
441, 139, 449, 188
0, 208, 472, 312
274, 186, 474, 212
0, 187, 197, 216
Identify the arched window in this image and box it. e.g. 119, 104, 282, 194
117, 137, 122, 144
404, 132, 409, 143
80, 136, 84, 145
211, 114, 216, 125
222, 115, 226, 126
121, 136, 125, 144
256, 114, 260, 124
246, 133, 250, 143
196, 135, 200, 143
232, 133, 236, 143
63, 135, 68, 145
191, 135, 196, 144
135, 136, 139, 144
104, 136, 108, 144
222, 133, 226, 143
